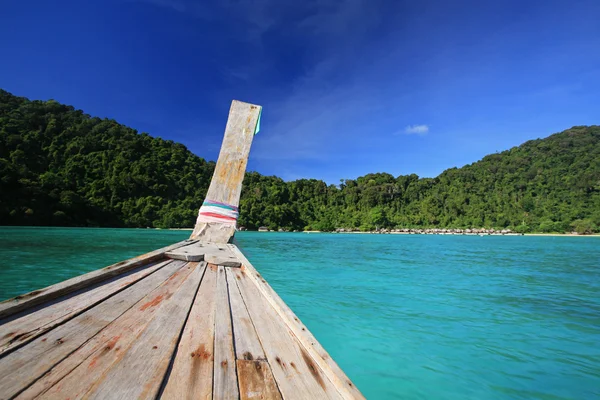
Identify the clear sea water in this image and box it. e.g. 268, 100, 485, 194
0, 227, 599, 399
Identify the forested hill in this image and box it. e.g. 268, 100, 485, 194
1, 89, 599, 233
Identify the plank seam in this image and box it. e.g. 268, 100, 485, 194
78, 261, 203, 399
229, 271, 285, 400
211, 266, 217, 399
155, 262, 208, 399
0, 259, 173, 359
228, 245, 364, 399
223, 266, 242, 398
0, 239, 197, 320
8, 260, 186, 399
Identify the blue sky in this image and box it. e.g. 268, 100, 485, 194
2, 0, 599, 183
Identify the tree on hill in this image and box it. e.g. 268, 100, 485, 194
1, 89, 598, 233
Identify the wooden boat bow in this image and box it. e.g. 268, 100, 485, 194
0, 101, 364, 400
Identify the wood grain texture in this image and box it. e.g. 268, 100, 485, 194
237, 360, 282, 400
165, 242, 213, 262
229, 245, 364, 399
213, 265, 239, 399
0, 260, 186, 399
204, 253, 241, 267
0, 259, 169, 357
230, 268, 342, 400
166, 243, 241, 267
84, 262, 205, 400
0, 239, 196, 320
225, 268, 266, 361
191, 100, 261, 243
18, 261, 199, 399
160, 264, 218, 400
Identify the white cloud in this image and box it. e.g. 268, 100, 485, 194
403, 124, 429, 135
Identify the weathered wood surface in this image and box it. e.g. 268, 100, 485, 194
213, 265, 239, 399
205, 251, 242, 267
84, 262, 204, 400
229, 244, 365, 400
165, 242, 212, 261
161, 264, 218, 400
230, 267, 342, 400
0, 243, 364, 399
237, 360, 282, 400
18, 261, 197, 399
166, 242, 241, 267
0, 259, 169, 357
191, 100, 261, 243
0, 239, 195, 320
225, 268, 266, 361
0, 260, 186, 399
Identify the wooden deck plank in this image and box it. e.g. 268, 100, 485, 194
17, 261, 200, 399
0, 259, 169, 357
0, 260, 186, 399
229, 245, 364, 399
166, 243, 241, 267
230, 268, 342, 400
83, 262, 205, 400
160, 264, 218, 400
0, 239, 196, 320
225, 268, 266, 361
213, 265, 239, 399
237, 360, 282, 400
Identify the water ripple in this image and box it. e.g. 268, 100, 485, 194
1, 228, 599, 400
237, 232, 600, 400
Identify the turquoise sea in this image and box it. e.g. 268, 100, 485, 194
0, 227, 599, 399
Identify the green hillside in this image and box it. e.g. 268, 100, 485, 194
1, 89, 598, 233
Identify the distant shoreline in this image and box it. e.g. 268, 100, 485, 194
524, 233, 600, 237
327, 231, 599, 237
165, 228, 599, 237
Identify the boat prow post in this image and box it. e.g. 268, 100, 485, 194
190, 100, 262, 244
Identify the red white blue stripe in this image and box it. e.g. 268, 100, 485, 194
197, 200, 239, 225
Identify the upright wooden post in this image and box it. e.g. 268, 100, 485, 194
191, 100, 262, 243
